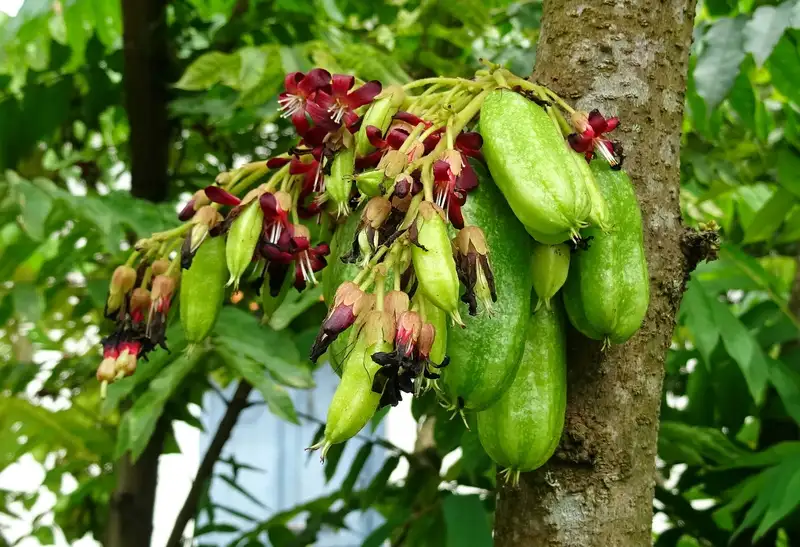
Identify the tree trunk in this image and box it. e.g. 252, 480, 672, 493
121, 0, 171, 202
493, 1, 698, 545
106, 416, 169, 547
107, 2, 172, 545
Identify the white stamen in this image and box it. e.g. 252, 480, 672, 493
279, 95, 304, 118
595, 141, 618, 166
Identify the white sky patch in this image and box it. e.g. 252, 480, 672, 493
0, 0, 23, 16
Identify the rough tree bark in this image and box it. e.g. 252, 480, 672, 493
106, 1, 172, 545
121, 0, 171, 202
494, 1, 698, 545
106, 416, 169, 547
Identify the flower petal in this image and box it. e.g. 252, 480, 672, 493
366, 126, 387, 148
331, 74, 355, 97
394, 111, 430, 127
267, 157, 290, 169
386, 128, 409, 150
433, 160, 452, 183
356, 150, 384, 170
448, 201, 465, 230
204, 186, 241, 206
567, 133, 593, 153
298, 68, 332, 96
283, 72, 304, 94
345, 80, 382, 109
456, 159, 479, 193
587, 110, 608, 134
291, 110, 310, 136
455, 132, 483, 154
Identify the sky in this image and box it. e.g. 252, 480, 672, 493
0, 0, 22, 16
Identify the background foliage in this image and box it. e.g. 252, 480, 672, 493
0, 0, 799, 546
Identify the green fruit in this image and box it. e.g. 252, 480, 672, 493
531, 242, 570, 312
411, 202, 462, 325
441, 161, 531, 411
525, 225, 571, 245
180, 236, 228, 343
572, 151, 612, 232
226, 200, 263, 290
354, 86, 404, 157
563, 162, 650, 345
477, 302, 567, 485
326, 147, 356, 217
315, 338, 391, 459
480, 89, 591, 241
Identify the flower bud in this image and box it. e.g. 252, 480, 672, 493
378, 150, 407, 179
362, 310, 396, 348
129, 287, 151, 324
418, 323, 435, 361
147, 275, 176, 344
179, 189, 212, 221
97, 356, 117, 382
453, 226, 496, 316
364, 197, 392, 229
116, 341, 141, 377
151, 259, 170, 277
395, 311, 422, 358
107, 265, 136, 315
383, 290, 410, 323
309, 282, 370, 362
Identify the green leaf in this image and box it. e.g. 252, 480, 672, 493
361, 516, 407, 547
117, 350, 205, 461
767, 35, 800, 106
217, 351, 299, 424
12, 282, 42, 323
341, 443, 372, 496
680, 279, 720, 363
767, 359, 800, 425
443, 494, 492, 547
217, 474, 267, 509
175, 52, 240, 91
361, 455, 400, 508
694, 17, 746, 108
214, 307, 312, 388
659, 421, 748, 467
268, 284, 324, 331
236, 46, 269, 91
742, 188, 796, 243
701, 283, 769, 404
744, 3, 794, 67
8, 173, 53, 241
323, 441, 346, 482
776, 146, 800, 200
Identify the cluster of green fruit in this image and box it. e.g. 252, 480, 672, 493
98, 64, 649, 483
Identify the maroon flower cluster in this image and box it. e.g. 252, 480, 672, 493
98, 265, 175, 386
200, 187, 330, 294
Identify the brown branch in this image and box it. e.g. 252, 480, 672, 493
121, 0, 172, 203
681, 222, 721, 278
165, 380, 253, 547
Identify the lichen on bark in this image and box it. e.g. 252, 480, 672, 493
493, 1, 699, 545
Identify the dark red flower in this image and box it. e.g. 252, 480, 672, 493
259, 191, 292, 246
278, 68, 332, 134
433, 149, 479, 229
313, 75, 382, 128
309, 282, 370, 362
568, 109, 620, 165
